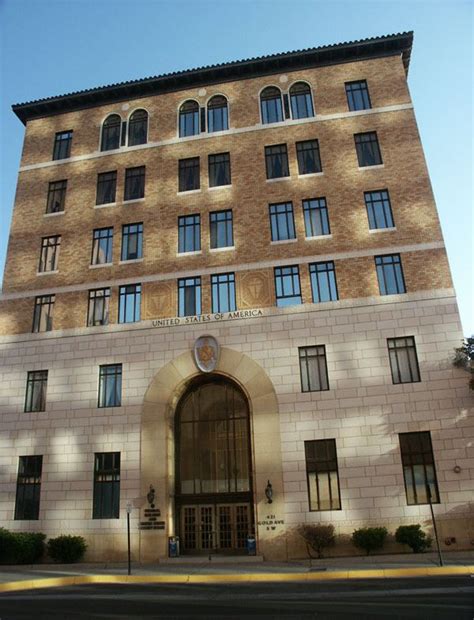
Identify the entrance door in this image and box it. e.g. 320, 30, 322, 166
181, 503, 251, 552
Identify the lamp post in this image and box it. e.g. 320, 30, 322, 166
126, 502, 132, 575
427, 487, 443, 567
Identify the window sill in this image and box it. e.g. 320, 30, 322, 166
176, 250, 202, 257
123, 198, 145, 205
177, 189, 201, 196
271, 238, 298, 245
297, 172, 324, 178
266, 176, 291, 183
89, 263, 113, 269
209, 246, 235, 253
119, 258, 144, 264
208, 184, 232, 191
369, 227, 397, 233
44, 211, 64, 217
94, 202, 117, 209
305, 234, 333, 240
358, 164, 384, 170
37, 270, 58, 276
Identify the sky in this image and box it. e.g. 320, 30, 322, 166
0, 0, 472, 334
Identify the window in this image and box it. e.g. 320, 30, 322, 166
46, 180, 67, 213
265, 144, 289, 179
118, 284, 141, 323
296, 140, 322, 175
345, 80, 371, 111
14, 456, 43, 520
387, 336, 421, 384
310, 262, 338, 303
375, 254, 406, 295
207, 96, 229, 132
179, 157, 200, 192
305, 439, 341, 511
299, 345, 329, 392
289, 82, 314, 119
210, 210, 233, 249
121, 223, 143, 261
96, 171, 117, 205
38, 236, 61, 273
269, 202, 296, 241
274, 266, 301, 307
101, 114, 121, 151
303, 198, 330, 237
128, 109, 148, 146
364, 190, 394, 230
211, 273, 236, 312
399, 432, 439, 505
260, 87, 283, 124
179, 100, 199, 137
98, 364, 122, 408
208, 152, 231, 187
93, 452, 120, 519
178, 215, 201, 253
354, 132, 383, 167
32, 295, 54, 333
87, 288, 111, 326
178, 277, 201, 317
91, 227, 113, 265
24, 370, 48, 413
52, 130, 72, 160
124, 166, 145, 201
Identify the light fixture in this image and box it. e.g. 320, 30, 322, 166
265, 480, 273, 504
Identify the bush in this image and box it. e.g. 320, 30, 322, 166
0, 528, 45, 564
297, 524, 336, 559
47, 535, 87, 563
395, 524, 432, 553
352, 527, 387, 555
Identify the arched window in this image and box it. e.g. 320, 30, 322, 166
128, 109, 148, 146
207, 95, 228, 133
179, 100, 199, 137
101, 114, 121, 151
260, 87, 283, 124
289, 82, 314, 119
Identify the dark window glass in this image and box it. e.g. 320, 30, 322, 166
24, 370, 48, 413
260, 87, 283, 124
178, 215, 201, 253
365, 190, 394, 229
178, 277, 202, 317
388, 337, 421, 384
98, 364, 122, 408
210, 210, 233, 249
39, 236, 61, 272
375, 254, 406, 295
211, 273, 236, 312
179, 157, 200, 191
207, 96, 229, 132
179, 100, 199, 137
91, 227, 113, 265
87, 288, 111, 326
46, 180, 67, 213
354, 132, 383, 166
101, 114, 121, 151
118, 284, 141, 323
124, 166, 145, 201
208, 153, 231, 187
96, 171, 117, 205
310, 262, 338, 303
296, 140, 322, 175
399, 432, 439, 505
15, 456, 43, 520
345, 80, 371, 111
274, 266, 301, 307
299, 346, 329, 392
32, 295, 55, 333
265, 144, 289, 179
121, 223, 143, 261
128, 109, 148, 146
93, 452, 120, 518
52, 131, 72, 160
304, 439, 341, 510
290, 82, 314, 119
303, 198, 330, 237
269, 202, 295, 241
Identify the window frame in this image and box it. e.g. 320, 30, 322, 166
211, 272, 236, 313
375, 254, 406, 295
354, 131, 383, 167
309, 261, 338, 303
289, 81, 315, 120
364, 190, 394, 230
124, 166, 145, 201
87, 288, 111, 327
274, 265, 302, 307
98, 364, 122, 408
260, 86, 284, 124
14, 455, 43, 520
208, 152, 231, 187
32, 294, 55, 333
303, 197, 330, 237
345, 80, 372, 111
179, 100, 200, 137
121, 222, 143, 262
178, 214, 201, 254
304, 439, 341, 511
399, 431, 440, 505
207, 95, 229, 133
24, 370, 48, 413
46, 180, 67, 214
38, 235, 61, 273
298, 345, 330, 392
178, 277, 202, 317
52, 131, 73, 161
96, 170, 117, 205
93, 452, 121, 519
100, 114, 122, 152
210, 210, 233, 249
265, 144, 290, 180
91, 227, 113, 265
387, 336, 421, 384
118, 283, 141, 323
127, 109, 148, 146
178, 157, 200, 192
296, 139, 322, 175
269, 202, 296, 242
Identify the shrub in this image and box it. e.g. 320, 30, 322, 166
0, 528, 45, 564
47, 535, 87, 563
395, 524, 432, 553
352, 527, 387, 555
297, 524, 336, 559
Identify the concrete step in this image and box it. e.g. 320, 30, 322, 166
159, 555, 264, 564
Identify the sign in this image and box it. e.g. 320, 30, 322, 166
257, 513, 285, 531
151, 308, 264, 329
139, 507, 165, 531
193, 335, 219, 373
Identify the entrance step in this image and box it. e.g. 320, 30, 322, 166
160, 555, 264, 564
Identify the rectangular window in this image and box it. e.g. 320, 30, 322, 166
345, 80, 371, 111
32, 294, 55, 333
388, 336, 421, 384
179, 157, 200, 191
98, 364, 122, 408
93, 452, 120, 519
52, 130, 72, 160
91, 227, 113, 265
303, 198, 330, 237
178, 215, 201, 253
265, 144, 289, 179
399, 432, 439, 505
296, 140, 322, 175
178, 277, 201, 317
118, 284, 141, 323
299, 345, 329, 392
208, 153, 231, 187
354, 132, 383, 167
375, 254, 406, 295
305, 439, 341, 511
365, 190, 394, 229
46, 180, 67, 213
96, 171, 117, 205
211, 272, 236, 312
269, 202, 296, 242
274, 266, 301, 307
38, 235, 61, 272
87, 288, 111, 326
210, 210, 233, 249
24, 370, 48, 413
15, 456, 43, 520
310, 262, 338, 303
124, 166, 145, 201
121, 223, 143, 261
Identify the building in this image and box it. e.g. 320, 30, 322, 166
1, 32, 472, 562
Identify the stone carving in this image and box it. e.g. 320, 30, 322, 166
145, 283, 173, 319
240, 271, 271, 308
193, 335, 219, 373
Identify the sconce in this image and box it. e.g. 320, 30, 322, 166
265, 480, 273, 504
147, 485, 156, 508
453, 465, 461, 474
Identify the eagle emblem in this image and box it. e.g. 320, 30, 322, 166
193, 335, 219, 373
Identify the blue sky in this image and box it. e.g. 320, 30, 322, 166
0, 0, 472, 334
